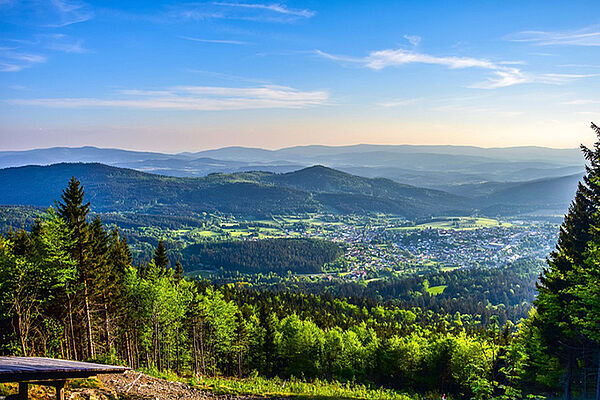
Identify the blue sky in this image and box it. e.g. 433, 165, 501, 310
1, 0, 599, 151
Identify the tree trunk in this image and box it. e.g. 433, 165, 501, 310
103, 296, 111, 352
175, 326, 180, 374
199, 320, 206, 374
238, 348, 242, 378
192, 324, 199, 376
565, 354, 573, 400
83, 280, 95, 358
16, 310, 27, 356
67, 294, 78, 360
595, 349, 600, 400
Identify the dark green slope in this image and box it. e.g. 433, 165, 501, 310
0, 163, 470, 217
478, 173, 582, 211
265, 165, 467, 206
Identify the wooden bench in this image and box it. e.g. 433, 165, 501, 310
0, 357, 129, 400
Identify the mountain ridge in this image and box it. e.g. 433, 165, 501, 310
0, 162, 470, 218
0, 162, 581, 218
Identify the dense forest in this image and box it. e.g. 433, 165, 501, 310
237, 258, 541, 326
0, 163, 468, 218
182, 238, 343, 274
0, 124, 599, 399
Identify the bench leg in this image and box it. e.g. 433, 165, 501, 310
18, 382, 28, 400
53, 380, 66, 400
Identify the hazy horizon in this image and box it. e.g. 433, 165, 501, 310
0, 142, 588, 154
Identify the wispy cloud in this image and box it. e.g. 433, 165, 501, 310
403, 35, 421, 47
562, 99, 600, 105
0, 33, 87, 71
181, 36, 248, 45
0, 0, 94, 27
506, 25, 600, 46
377, 98, 422, 108
0, 52, 46, 72
434, 103, 524, 117
537, 73, 600, 85
6, 85, 330, 110
43, 34, 88, 53
213, 2, 315, 18
316, 48, 529, 89
47, 0, 93, 27
317, 47, 598, 89
174, 2, 315, 23
188, 69, 271, 84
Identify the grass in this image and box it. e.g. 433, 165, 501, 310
425, 285, 447, 295
139, 367, 423, 399
390, 217, 512, 231
189, 375, 417, 400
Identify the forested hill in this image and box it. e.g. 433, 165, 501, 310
0, 162, 470, 217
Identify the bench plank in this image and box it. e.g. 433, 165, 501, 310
0, 357, 128, 383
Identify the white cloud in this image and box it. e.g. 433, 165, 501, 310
317, 48, 528, 89
0, 0, 93, 27
468, 68, 529, 89
537, 73, 600, 85
213, 2, 315, 18
377, 98, 422, 108
506, 25, 600, 46
181, 36, 247, 45
176, 2, 315, 23
403, 35, 421, 47
0, 52, 46, 72
562, 99, 600, 105
44, 34, 88, 53
0, 33, 87, 71
7, 85, 330, 110
317, 47, 599, 89
46, 0, 93, 27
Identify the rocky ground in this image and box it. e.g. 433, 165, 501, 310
0, 371, 272, 400
97, 370, 267, 400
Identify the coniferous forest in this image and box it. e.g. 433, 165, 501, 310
0, 124, 599, 400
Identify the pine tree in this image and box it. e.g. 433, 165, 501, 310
174, 260, 184, 284
56, 177, 90, 232
567, 122, 600, 400
56, 177, 96, 359
154, 240, 169, 274
534, 122, 600, 399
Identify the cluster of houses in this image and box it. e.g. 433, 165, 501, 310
277, 219, 557, 279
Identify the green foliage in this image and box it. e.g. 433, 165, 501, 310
0, 162, 469, 218
190, 374, 416, 400
183, 238, 343, 274
4, 168, 600, 400
522, 122, 600, 399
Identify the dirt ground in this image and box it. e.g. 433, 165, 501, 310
96, 370, 267, 400
0, 371, 270, 400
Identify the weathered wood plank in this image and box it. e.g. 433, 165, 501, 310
0, 357, 128, 383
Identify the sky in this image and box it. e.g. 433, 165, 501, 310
0, 0, 599, 152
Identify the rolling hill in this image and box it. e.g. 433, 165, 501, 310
0, 163, 471, 218
0, 145, 584, 189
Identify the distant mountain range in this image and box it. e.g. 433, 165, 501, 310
0, 162, 582, 218
0, 145, 584, 190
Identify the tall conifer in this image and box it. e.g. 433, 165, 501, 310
56, 177, 96, 359
535, 122, 600, 399
154, 240, 169, 273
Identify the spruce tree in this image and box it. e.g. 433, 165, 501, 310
535, 122, 600, 399
174, 260, 184, 283
154, 240, 169, 273
56, 177, 90, 232
567, 122, 600, 400
56, 177, 96, 359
